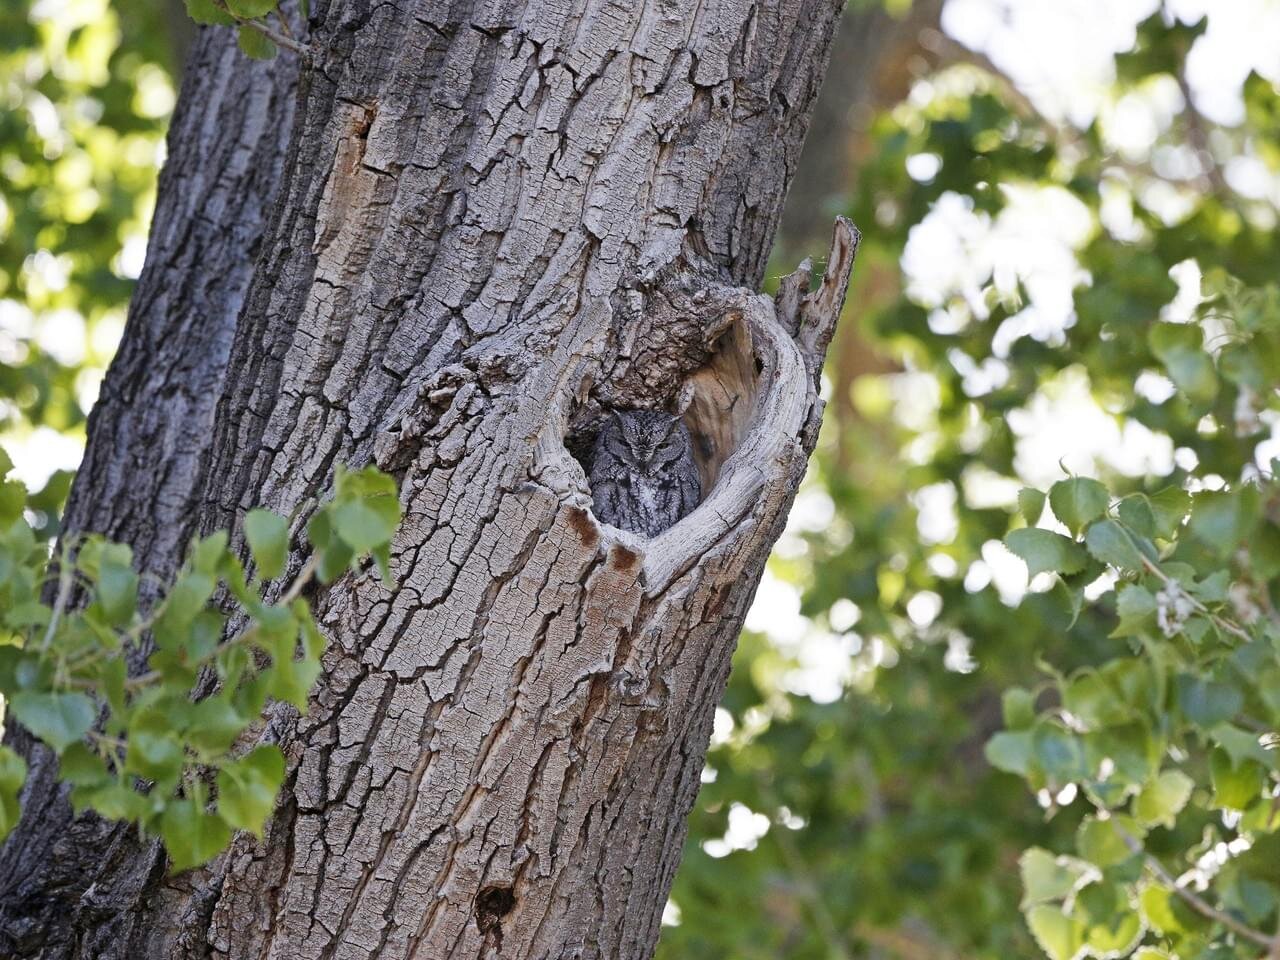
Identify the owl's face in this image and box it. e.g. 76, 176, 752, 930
607, 410, 690, 474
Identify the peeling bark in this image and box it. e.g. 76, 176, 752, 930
0, 1, 857, 957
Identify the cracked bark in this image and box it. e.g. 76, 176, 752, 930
0, 23, 300, 959
0, 1, 857, 958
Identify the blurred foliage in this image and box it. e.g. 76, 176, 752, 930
662, 8, 1280, 960
0, 0, 174, 538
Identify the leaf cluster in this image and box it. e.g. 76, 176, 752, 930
0, 462, 400, 871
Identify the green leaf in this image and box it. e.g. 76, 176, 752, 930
1003, 687, 1037, 730
0, 746, 27, 840
1063, 672, 1132, 729
1149, 322, 1217, 408
191, 531, 229, 575
1033, 723, 1088, 783
96, 556, 139, 627
58, 743, 112, 788
306, 510, 354, 584
264, 649, 321, 709
1084, 520, 1144, 572
1024, 904, 1084, 960
1133, 769, 1193, 828
1112, 584, 1156, 637
1076, 815, 1143, 869
1006, 529, 1087, 579
1140, 884, 1188, 936
1020, 847, 1090, 906
331, 499, 398, 554
127, 724, 185, 787
5, 601, 50, 630
69, 781, 150, 823
1082, 907, 1142, 957
1087, 722, 1159, 787
216, 745, 284, 836
1148, 486, 1190, 539
1018, 487, 1047, 525
163, 572, 217, 626
9, 691, 96, 753
237, 25, 278, 60
160, 796, 233, 872
0, 480, 27, 527
1251, 522, 1280, 580
1176, 674, 1242, 727
329, 466, 401, 554
1211, 724, 1272, 767
1116, 494, 1156, 538
244, 509, 289, 580
185, 697, 248, 755
986, 731, 1034, 776
225, 0, 277, 15
1211, 748, 1265, 810
1049, 477, 1109, 536
184, 0, 235, 24
1188, 487, 1260, 558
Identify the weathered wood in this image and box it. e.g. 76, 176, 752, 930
1, 0, 858, 957
0, 25, 300, 960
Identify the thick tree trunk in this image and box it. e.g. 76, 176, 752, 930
1, 1, 856, 958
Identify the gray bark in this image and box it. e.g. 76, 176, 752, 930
0, 0, 857, 957
0, 25, 299, 959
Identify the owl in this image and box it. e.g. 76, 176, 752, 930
589, 409, 701, 537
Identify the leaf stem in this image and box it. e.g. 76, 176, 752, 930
1122, 830, 1274, 949
41, 545, 75, 652
1139, 554, 1254, 645
212, 0, 311, 58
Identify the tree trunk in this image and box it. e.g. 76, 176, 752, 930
0, 24, 300, 959
1, 1, 857, 957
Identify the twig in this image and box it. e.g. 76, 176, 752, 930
1121, 830, 1274, 950
1172, 62, 1229, 197
212, 0, 311, 58
757, 777, 855, 960
41, 546, 75, 652
1139, 554, 1254, 645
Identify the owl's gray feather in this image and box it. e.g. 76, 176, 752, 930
590, 410, 701, 537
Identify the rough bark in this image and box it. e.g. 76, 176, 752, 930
0, 25, 299, 959
1, 0, 857, 957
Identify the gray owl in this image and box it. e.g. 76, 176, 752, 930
589, 410, 701, 537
